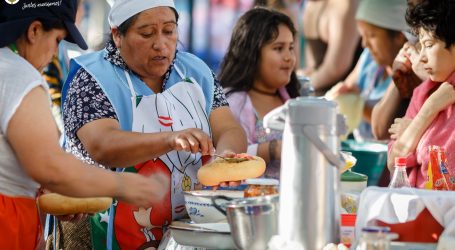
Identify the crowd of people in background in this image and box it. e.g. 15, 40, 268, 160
1, 0, 455, 248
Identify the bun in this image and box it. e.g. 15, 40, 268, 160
197, 154, 266, 186
37, 193, 112, 215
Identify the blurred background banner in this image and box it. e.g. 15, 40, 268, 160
81, 0, 306, 72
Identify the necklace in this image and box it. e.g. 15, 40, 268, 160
251, 87, 278, 96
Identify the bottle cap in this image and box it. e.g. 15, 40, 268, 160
395, 157, 407, 167
361, 226, 391, 233
245, 178, 279, 186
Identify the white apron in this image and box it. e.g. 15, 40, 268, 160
111, 66, 211, 249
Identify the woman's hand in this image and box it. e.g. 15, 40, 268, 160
115, 172, 170, 208
388, 118, 412, 140
325, 81, 359, 99
168, 128, 214, 156
391, 43, 422, 99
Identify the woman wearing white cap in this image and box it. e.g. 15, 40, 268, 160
61, 0, 247, 248
326, 0, 408, 140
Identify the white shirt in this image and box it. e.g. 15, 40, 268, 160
0, 47, 49, 197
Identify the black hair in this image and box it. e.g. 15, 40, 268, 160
406, 0, 455, 48
219, 7, 300, 98
254, 0, 287, 9
38, 18, 65, 32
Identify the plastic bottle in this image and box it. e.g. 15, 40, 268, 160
437, 147, 455, 190
388, 157, 411, 188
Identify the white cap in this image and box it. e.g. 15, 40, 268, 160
355, 0, 409, 32
108, 0, 176, 28
245, 178, 279, 186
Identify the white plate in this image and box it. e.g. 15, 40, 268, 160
170, 221, 235, 249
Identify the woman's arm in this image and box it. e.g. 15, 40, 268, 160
76, 119, 213, 167
310, 0, 360, 91
371, 84, 410, 140
209, 106, 247, 154
325, 57, 362, 98
371, 84, 402, 139
256, 140, 282, 164
7, 87, 167, 206
387, 83, 455, 170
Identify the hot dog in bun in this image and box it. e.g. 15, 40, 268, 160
197, 153, 266, 186
37, 193, 113, 215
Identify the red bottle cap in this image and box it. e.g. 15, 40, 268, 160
395, 157, 407, 167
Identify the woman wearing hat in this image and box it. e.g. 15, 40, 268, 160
0, 0, 169, 249
61, 0, 247, 248
326, 0, 408, 140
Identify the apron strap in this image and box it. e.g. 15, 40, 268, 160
174, 64, 185, 80
124, 70, 136, 97
106, 203, 115, 250
53, 216, 58, 249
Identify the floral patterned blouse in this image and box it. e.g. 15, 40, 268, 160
63, 41, 229, 167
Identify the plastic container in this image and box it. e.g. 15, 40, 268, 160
341, 140, 388, 186
357, 226, 391, 250
341, 170, 368, 193
243, 178, 279, 197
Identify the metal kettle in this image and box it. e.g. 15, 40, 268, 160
263, 97, 346, 250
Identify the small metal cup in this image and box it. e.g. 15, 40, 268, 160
213, 195, 279, 250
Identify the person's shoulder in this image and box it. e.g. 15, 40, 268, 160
72, 49, 106, 65
225, 90, 248, 107
0, 48, 42, 86
359, 48, 372, 61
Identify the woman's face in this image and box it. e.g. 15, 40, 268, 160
418, 28, 455, 82
255, 24, 296, 90
114, 7, 178, 83
357, 20, 404, 67
28, 23, 66, 71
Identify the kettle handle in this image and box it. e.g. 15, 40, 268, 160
302, 126, 345, 169
263, 105, 287, 131
211, 195, 233, 216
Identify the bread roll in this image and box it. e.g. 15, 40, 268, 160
37, 193, 112, 215
197, 155, 266, 186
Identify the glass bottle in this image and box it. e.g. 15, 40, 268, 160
357, 226, 391, 250
388, 157, 411, 188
